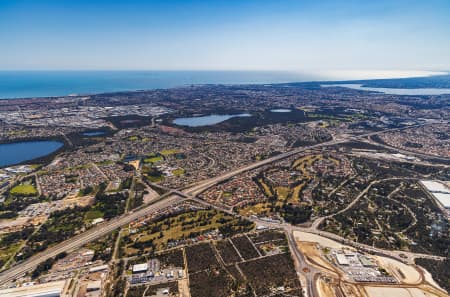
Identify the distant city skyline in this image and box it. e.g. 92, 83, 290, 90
1, 0, 450, 72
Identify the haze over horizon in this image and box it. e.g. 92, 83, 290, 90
1, 0, 450, 73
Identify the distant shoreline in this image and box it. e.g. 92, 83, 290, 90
0, 70, 447, 100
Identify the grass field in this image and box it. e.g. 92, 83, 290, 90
84, 210, 104, 221
275, 186, 290, 201
0, 241, 23, 269
160, 149, 180, 156
145, 175, 164, 182
172, 168, 185, 176
292, 154, 322, 175
239, 202, 271, 216
143, 156, 163, 164
133, 210, 227, 250
121, 209, 253, 256
239, 153, 343, 219
291, 182, 307, 203
258, 178, 273, 197
127, 135, 139, 141
10, 184, 38, 196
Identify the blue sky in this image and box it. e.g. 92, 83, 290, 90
1, 0, 450, 71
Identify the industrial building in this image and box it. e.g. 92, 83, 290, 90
0, 280, 68, 297
421, 180, 450, 209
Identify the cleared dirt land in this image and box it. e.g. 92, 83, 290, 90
294, 231, 448, 297
364, 286, 441, 297
297, 242, 338, 274
374, 256, 422, 285
293, 231, 346, 249
317, 278, 336, 297
420, 267, 446, 292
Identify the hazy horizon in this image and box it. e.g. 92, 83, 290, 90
0, 69, 447, 81
1, 0, 450, 72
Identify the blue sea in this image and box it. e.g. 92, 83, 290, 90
0, 70, 324, 99
1, 70, 449, 99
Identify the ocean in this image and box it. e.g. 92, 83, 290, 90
1, 70, 447, 99
0, 70, 324, 99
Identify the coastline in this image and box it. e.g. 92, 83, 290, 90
0, 70, 448, 100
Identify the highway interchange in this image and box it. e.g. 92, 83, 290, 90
0, 123, 447, 297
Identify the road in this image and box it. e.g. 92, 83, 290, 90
184, 138, 347, 197
0, 123, 442, 287
286, 231, 320, 297
250, 217, 445, 264
364, 135, 450, 162
183, 122, 439, 198
0, 136, 347, 286
187, 190, 446, 261
310, 177, 417, 230
0, 193, 183, 285
177, 193, 445, 296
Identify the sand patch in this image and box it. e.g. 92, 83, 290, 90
297, 242, 338, 274
364, 286, 439, 297
317, 278, 336, 297
374, 256, 422, 285
294, 231, 348, 249
178, 277, 191, 297
418, 266, 446, 293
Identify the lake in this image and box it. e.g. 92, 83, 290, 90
173, 113, 251, 127
83, 131, 106, 136
0, 141, 63, 167
322, 84, 450, 95
270, 109, 292, 113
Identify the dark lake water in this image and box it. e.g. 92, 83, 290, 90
0, 141, 63, 167
83, 131, 106, 136
270, 109, 292, 112
173, 113, 251, 127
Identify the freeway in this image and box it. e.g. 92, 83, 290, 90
0, 136, 347, 286
0, 123, 441, 287
184, 121, 439, 198
184, 138, 347, 196
0, 193, 184, 285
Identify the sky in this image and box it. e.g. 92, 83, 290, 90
1, 0, 450, 72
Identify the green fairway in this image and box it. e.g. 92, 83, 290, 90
172, 168, 185, 176
160, 149, 180, 156
10, 184, 38, 196
84, 210, 104, 221
143, 156, 163, 164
